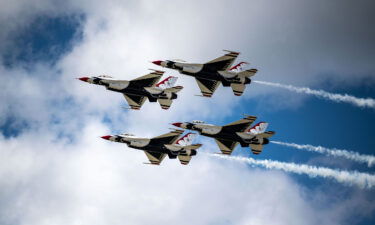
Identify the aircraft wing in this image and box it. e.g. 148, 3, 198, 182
123, 94, 147, 110
195, 78, 221, 97
178, 155, 192, 165
149, 129, 184, 145
221, 115, 257, 133
214, 138, 239, 155
204, 50, 240, 71
128, 70, 164, 88
144, 151, 167, 165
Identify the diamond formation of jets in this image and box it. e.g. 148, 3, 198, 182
77, 50, 275, 164
101, 130, 202, 165
172, 115, 275, 155
78, 70, 183, 110
152, 50, 258, 97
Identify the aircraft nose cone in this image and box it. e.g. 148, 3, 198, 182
101, 135, 112, 140
172, 122, 182, 128
152, 60, 162, 66
78, 77, 89, 82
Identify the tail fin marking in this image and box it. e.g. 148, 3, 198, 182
156, 76, 178, 89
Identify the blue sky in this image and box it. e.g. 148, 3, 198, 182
1, 1, 375, 225
1, 15, 83, 68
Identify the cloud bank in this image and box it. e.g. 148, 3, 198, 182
1, 0, 375, 224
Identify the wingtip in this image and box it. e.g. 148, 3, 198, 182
223, 49, 240, 54
148, 68, 165, 74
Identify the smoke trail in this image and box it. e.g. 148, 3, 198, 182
207, 153, 375, 189
253, 80, 375, 109
271, 141, 375, 167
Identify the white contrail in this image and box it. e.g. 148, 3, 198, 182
207, 153, 375, 189
253, 80, 375, 109
271, 141, 375, 167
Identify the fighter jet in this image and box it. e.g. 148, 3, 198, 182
152, 50, 257, 97
78, 70, 183, 110
172, 115, 275, 155
101, 129, 202, 165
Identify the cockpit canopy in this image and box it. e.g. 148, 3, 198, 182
170, 59, 186, 62
120, 133, 135, 136
98, 75, 113, 78
192, 120, 205, 124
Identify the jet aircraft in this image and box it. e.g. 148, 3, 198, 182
172, 115, 275, 155
101, 130, 201, 165
78, 70, 183, 110
152, 50, 257, 97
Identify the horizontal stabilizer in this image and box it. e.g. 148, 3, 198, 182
164, 86, 183, 93
250, 144, 263, 155
238, 69, 258, 78
183, 144, 202, 150
258, 131, 276, 138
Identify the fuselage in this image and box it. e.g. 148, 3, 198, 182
109, 135, 169, 153
179, 122, 269, 147
162, 61, 251, 86
88, 76, 177, 101
184, 123, 251, 146
106, 134, 197, 157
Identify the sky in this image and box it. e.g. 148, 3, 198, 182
0, 0, 375, 224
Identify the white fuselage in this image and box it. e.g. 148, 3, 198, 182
193, 123, 222, 135
179, 63, 204, 73
144, 86, 164, 95
87, 76, 131, 90
161, 61, 204, 74
236, 132, 256, 140
117, 135, 150, 148
106, 80, 130, 90
217, 70, 239, 78
164, 144, 184, 152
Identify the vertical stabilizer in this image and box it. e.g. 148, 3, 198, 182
174, 133, 197, 146
248, 122, 269, 135
156, 76, 178, 89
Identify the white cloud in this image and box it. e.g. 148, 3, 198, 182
0, 124, 360, 225
1, 0, 375, 224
